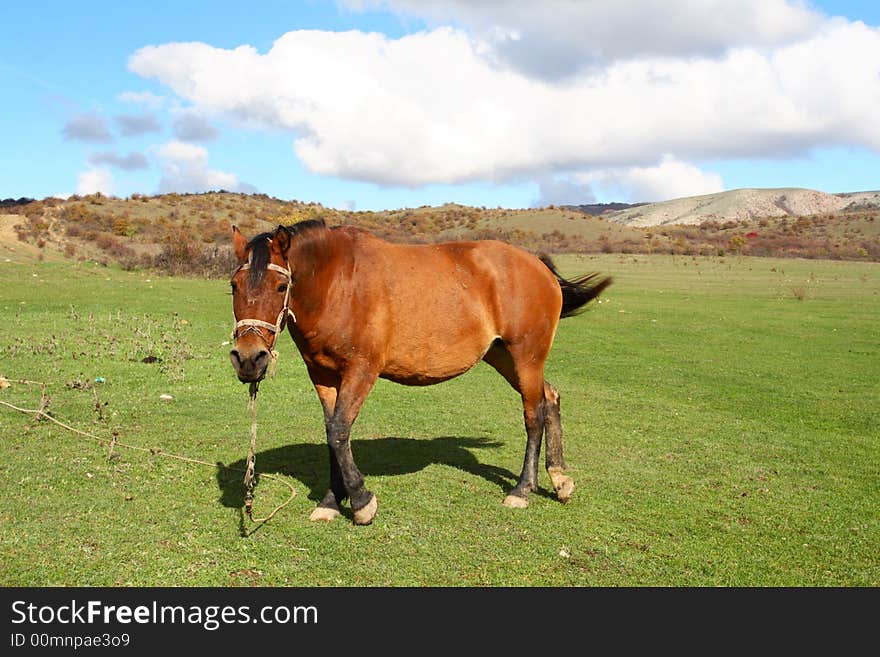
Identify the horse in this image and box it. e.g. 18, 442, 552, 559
228, 220, 611, 525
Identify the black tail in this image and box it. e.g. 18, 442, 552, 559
539, 255, 612, 318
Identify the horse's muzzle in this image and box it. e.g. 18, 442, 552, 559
229, 347, 270, 383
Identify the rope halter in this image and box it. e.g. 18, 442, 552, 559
231, 260, 296, 353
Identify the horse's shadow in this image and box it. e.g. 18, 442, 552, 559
216, 435, 554, 517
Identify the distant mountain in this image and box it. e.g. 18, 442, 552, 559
600, 188, 880, 227
835, 190, 880, 212
0, 197, 35, 207
563, 201, 647, 216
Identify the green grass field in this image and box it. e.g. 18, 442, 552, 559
1, 254, 877, 586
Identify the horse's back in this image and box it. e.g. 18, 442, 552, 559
361, 235, 561, 328
346, 232, 562, 384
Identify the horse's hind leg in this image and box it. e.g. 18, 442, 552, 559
505, 377, 546, 508
543, 381, 574, 503
483, 342, 546, 508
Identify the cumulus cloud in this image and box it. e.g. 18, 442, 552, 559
128, 13, 880, 191
63, 112, 112, 143
537, 157, 724, 205
535, 176, 597, 207
76, 168, 113, 195
87, 151, 149, 171
116, 112, 162, 136
172, 111, 218, 142
343, 0, 824, 78
583, 157, 724, 203
156, 140, 255, 194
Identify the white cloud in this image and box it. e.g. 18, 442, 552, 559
155, 140, 255, 193
63, 112, 113, 143
128, 15, 880, 190
77, 168, 113, 196
88, 151, 149, 171
342, 0, 824, 77
115, 112, 162, 136
538, 157, 724, 205
581, 157, 725, 203
535, 176, 596, 207
172, 110, 219, 142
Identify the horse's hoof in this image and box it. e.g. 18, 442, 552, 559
555, 477, 575, 503
503, 494, 529, 509
353, 495, 378, 525
309, 506, 341, 522
549, 468, 575, 504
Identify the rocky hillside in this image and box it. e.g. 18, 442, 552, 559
602, 188, 880, 227
2, 189, 878, 272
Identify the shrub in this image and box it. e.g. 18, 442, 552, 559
112, 218, 132, 236
95, 233, 118, 251
728, 235, 746, 253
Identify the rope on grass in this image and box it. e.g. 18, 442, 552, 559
243, 381, 259, 520
0, 379, 296, 531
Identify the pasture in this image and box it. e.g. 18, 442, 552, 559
0, 254, 877, 585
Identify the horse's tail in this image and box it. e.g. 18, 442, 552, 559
539, 254, 613, 318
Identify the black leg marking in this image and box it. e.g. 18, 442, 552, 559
326, 412, 374, 513
316, 445, 347, 511
510, 400, 545, 499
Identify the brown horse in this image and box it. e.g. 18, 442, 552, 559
229, 220, 610, 525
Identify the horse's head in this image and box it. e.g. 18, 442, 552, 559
228, 225, 294, 383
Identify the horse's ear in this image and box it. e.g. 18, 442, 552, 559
232, 225, 248, 263
273, 225, 291, 255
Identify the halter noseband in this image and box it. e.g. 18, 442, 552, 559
231, 260, 296, 350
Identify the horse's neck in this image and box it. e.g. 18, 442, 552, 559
288, 228, 345, 316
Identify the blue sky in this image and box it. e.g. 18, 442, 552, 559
2, 1, 879, 209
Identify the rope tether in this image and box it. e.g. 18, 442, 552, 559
0, 379, 296, 533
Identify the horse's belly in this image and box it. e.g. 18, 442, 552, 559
380, 334, 492, 386
379, 365, 473, 386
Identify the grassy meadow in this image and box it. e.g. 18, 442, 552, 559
0, 253, 877, 585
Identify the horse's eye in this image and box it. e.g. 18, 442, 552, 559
230, 282, 237, 293
276, 284, 287, 293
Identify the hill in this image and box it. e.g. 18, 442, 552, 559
1, 194, 650, 272
2, 189, 878, 272
562, 202, 646, 216
602, 187, 880, 227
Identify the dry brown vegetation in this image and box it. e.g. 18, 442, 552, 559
6, 191, 879, 276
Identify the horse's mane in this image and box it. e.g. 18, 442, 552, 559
246, 219, 327, 287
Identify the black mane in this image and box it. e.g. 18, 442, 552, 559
245, 219, 327, 287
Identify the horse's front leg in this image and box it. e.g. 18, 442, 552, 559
308, 376, 346, 522
324, 365, 379, 525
